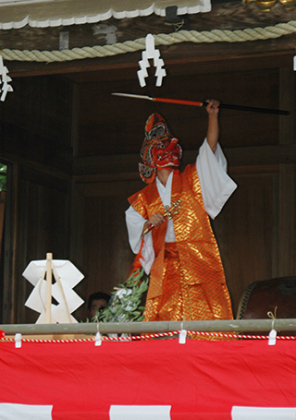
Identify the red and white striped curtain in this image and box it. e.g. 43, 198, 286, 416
0, 338, 295, 419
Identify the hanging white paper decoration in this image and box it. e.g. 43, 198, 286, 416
0, 55, 13, 101
138, 33, 166, 87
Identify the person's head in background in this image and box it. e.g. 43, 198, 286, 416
88, 291, 111, 318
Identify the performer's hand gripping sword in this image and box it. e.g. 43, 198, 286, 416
143, 200, 181, 235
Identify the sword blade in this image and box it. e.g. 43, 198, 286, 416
112, 92, 153, 101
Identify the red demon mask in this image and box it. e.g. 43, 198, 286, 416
139, 113, 182, 184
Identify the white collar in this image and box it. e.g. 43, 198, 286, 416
156, 171, 174, 207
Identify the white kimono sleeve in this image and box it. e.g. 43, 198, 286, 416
196, 138, 237, 219
125, 206, 155, 274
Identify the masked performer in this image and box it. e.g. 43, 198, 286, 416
125, 100, 237, 321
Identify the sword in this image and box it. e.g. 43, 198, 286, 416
143, 200, 181, 235
112, 92, 289, 115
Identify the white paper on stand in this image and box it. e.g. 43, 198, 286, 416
23, 259, 84, 324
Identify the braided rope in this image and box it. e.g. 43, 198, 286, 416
1, 330, 296, 343
2, 20, 296, 63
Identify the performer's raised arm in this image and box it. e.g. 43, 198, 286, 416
196, 99, 237, 219
206, 99, 220, 153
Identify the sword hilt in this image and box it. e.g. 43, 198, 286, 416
143, 200, 181, 235
143, 224, 154, 235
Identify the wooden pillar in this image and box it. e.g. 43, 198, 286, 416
278, 67, 296, 276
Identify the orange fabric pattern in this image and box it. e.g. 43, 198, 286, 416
128, 164, 233, 322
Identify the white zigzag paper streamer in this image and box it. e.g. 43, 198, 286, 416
137, 33, 166, 87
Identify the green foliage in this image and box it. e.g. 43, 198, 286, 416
92, 268, 149, 324
0, 164, 7, 191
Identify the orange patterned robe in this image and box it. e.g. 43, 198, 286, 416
128, 164, 233, 322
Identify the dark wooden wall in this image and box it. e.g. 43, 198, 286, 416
0, 48, 295, 323
0, 75, 73, 323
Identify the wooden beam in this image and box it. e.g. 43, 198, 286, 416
72, 144, 296, 182
1, 318, 296, 335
